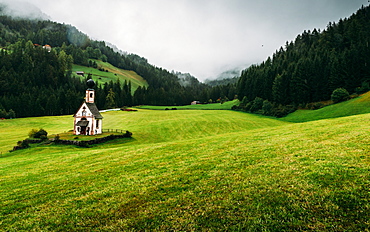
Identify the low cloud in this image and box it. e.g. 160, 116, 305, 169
0, 0, 49, 20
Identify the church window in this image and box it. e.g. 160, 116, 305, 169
96, 120, 99, 128
82, 110, 86, 116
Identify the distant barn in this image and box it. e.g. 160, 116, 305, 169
76, 71, 85, 76
42, 44, 51, 52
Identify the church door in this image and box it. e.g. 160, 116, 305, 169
80, 126, 87, 135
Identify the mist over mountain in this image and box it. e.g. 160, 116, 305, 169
204, 65, 248, 87
105, 41, 128, 56
215, 66, 245, 80
175, 72, 204, 87
205, 77, 239, 88
0, 0, 49, 20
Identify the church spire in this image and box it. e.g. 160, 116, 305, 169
86, 79, 95, 103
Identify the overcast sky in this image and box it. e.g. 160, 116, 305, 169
3, 0, 370, 80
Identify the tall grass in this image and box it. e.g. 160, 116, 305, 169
0, 110, 369, 231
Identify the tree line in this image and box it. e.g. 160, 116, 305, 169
236, 5, 370, 116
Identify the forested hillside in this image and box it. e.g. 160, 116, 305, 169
4, 3, 368, 119
236, 5, 370, 116
0, 3, 236, 118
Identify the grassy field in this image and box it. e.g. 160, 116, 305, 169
136, 99, 239, 110
72, 59, 148, 92
0, 109, 369, 231
281, 92, 370, 122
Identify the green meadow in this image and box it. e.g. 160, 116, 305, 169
72, 59, 148, 92
282, 92, 370, 123
0, 107, 369, 230
136, 99, 239, 110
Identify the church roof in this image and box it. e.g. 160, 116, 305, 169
86, 103, 103, 119
76, 120, 89, 127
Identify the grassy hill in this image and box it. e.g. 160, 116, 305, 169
281, 91, 370, 122
72, 59, 148, 92
0, 108, 369, 230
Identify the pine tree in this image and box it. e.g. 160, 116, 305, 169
105, 88, 116, 109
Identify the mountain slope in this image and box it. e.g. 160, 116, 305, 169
72, 59, 148, 92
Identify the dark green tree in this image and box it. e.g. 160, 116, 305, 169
331, 88, 350, 103
105, 88, 116, 109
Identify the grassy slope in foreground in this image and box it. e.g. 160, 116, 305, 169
0, 110, 369, 231
281, 91, 370, 122
72, 59, 148, 92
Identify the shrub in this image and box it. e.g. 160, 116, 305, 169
272, 105, 297, 118
78, 141, 89, 148
355, 81, 370, 94
307, 102, 325, 110
35, 129, 48, 139
331, 88, 350, 103
244, 102, 252, 112
29, 128, 48, 139
7, 109, 15, 119
240, 96, 249, 107
250, 97, 264, 112
0, 109, 16, 119
262, 100, 273, 115
28, 129, 39, 138
231, 105, 239, 110
17, 140, 30, 148
313, 102, 325, 110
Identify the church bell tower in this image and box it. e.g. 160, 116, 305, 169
86, 79, 95, 103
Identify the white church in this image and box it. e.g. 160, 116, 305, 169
73, 79, 103, 135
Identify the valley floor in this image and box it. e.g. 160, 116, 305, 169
0, 109, 369, 231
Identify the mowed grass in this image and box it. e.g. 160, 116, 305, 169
72, 59, 148, 92
0, 109, 369, 231
137, 99, 239, 110
0, 115, 72, 154
282, 91, 370, 122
